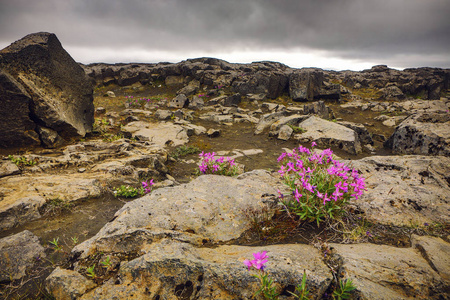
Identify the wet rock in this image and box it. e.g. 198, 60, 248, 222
331, 243, 448, 299
168, 94, 188, 108
348, 155, 450, 226
75, 240, 331, 300
37, 126, 64, 148
412, 235, 450, 281
385, 112, 450, 156
46, 267, 96, 300
0, 160, 20, 178
295, 116, 362, 154
71, 172, 280, 258
0, 230, 45, 282
0, 32, 94, 146
303, 100, 335, 119
121, 121, 189, 147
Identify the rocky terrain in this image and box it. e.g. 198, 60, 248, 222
0, 32, 449, 299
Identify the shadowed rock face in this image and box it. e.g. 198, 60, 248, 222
0, 32, 94, 148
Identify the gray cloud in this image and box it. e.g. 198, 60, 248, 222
0, 0, 449, 69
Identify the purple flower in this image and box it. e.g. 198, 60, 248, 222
311, 141, 317, 147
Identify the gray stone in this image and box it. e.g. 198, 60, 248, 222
168, 94, 188, 108
206, 128, 221, 137
222, 93, 241, 107
121, 121, 189, 147
337, 121, 374, 145
278, 125, 293, 140
289, 70, 323, 101
0, 230, 45, 282
76, 240, 332, 300
0, 32, 94, 145
254, 111, 288, 135
46, 267, 96, 300
331, 243, 447, 299
105, 91, 115, 97
303, 100, 335, 119
71, 173, 281, 258
269, 115, 309, 136
385, 112, 450, 156
37, 126, 64, 148
0, 160, 20, 178
155, 109, 173, 120
348, 155, 450, 226
188, 95, 205, 110
412, 235, 450, 281
296, 116, 362, 154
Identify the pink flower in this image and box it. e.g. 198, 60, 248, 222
243, 251, 269, 271
311, 141, 317, 147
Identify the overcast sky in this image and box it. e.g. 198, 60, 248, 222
0, 0, 449, 71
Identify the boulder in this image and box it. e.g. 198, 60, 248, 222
37, 126, 64, 148
0, 160, 20, 178
269, 115, 309, 136
289, 70, 323, 101
168, 94, 188, 108
295, 116, 362, 154
46, 267, 96, 300
74, 241, 331, 300
254, 111, 288, 135
278, 125, 293, 140
0, 32, 94, 147
303, 100, 335, 119
0, 230, 45, 282
412, 235, 450, 281
188, 95, 205, 110
71, 171, 281, 258
385, 112, 450, 156
222, 93, 241, 107
337, 121, 374, 146
331, 243, 448, 299
348, 155, 450, 226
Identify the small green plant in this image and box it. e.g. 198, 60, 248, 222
101, 256, 112, 269
113, 179, 154, 198
113, 185, 144, 198
49, 237, 62, 252
71, 236, 79, 245
102, 132, 124, 142
332, 278, 356, 300
170, 145, 201, 160
288, 125, 306, 134
42, 198, 74, 215
86, 265, 97, 279
8, 155, 36, 166
291, 271, 310, 299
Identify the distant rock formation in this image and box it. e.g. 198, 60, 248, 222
0, 32, 94, 148
81, 60, 449, 102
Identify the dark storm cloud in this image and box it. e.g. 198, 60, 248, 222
0, 0, 449, 68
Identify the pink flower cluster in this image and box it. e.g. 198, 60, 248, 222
198, 152, 237, 175
243, 251, 268, 271
277, 144, 366, 220
141, 179, 154, 194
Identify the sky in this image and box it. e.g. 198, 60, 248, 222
0, 0, 449, 71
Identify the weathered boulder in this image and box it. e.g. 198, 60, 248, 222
412, 235, 450, 281
71, 171, 281, 258
121, 121, 189, 147
295, 116, 362, 154
278, 125, 293, 140
385, 112, 450, 156
0, 32, 94, 147
303, 100, 335, 119
0, 230, 45, 282
46, 267, 96, 300
348, 155, 450, 226
337, 121, 374, 146
222, 93, 241, 107
331, 243, 448, 299
168, 94, 188, 108
269, 115, 309, 137
37, 126, 64, 148
75, 240, 332, 300
254, 111, 288, 135
0, 160, 20, 178
289, 69, 323, 101
0, 71, 41, 147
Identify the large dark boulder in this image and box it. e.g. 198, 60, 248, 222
289, 69, 324, 101
0, 32, 94, 148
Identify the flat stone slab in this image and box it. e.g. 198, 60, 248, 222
75, 241, 332, 299
296, 116, 362, 154
348, 155, 450, 226
331, 243, 448, 299
71, 171, 281, 258
0, 230, 46, 282
121, 121, 189, 147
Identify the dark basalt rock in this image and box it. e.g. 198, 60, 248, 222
0, 32, 94, 148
